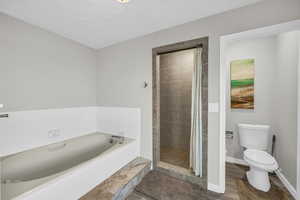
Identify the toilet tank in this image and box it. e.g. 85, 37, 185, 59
238, 124, 270, 150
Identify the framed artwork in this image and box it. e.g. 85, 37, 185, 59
230, 59, 255, 109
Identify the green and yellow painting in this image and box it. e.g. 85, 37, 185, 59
230, 59, 254, 109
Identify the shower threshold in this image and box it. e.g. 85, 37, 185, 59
156, 161, 204, 186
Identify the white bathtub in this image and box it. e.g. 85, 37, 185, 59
1, 132, 138, 200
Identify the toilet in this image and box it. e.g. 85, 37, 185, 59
238, 124, 278, 192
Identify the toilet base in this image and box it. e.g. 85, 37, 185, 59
246, 167, 270, 192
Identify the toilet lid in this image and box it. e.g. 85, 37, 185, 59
244, 149, 275, 166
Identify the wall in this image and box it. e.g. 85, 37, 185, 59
160, 49, 193, 152
273, 31, 300, 188
0, 13, 98, 112
95, 0, 300, 187
225, 37, 277, 159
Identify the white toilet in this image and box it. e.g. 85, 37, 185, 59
238, 124, 278, 192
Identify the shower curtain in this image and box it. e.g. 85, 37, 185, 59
190, 47, 202, 177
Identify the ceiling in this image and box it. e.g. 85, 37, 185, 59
0, 0, 261, 49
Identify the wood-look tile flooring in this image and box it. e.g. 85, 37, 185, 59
160, 147, 189, 169
127, 163, 294, 200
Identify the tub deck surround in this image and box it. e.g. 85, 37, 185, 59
80, 157, 151, 200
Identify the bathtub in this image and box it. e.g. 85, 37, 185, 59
1, 132, 138, 200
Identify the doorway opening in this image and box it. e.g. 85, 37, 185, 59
220, 20, 300, 199
152, 37, 208, 188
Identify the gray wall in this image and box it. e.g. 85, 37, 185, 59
96, 0, 300, 186
160, 49, 193, 152
226, 37, 277, 159
0, 13, 98, 112
273, 31, 300, 188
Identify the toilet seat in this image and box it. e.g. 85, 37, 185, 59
244, 149, 278, 171
244, 149, 275, 165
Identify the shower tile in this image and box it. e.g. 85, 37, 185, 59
160, 121, 190, 151
160, 147, 189, 169
201, 42, 209, 65
202, 63, 209, 88
159, 48, 193, 155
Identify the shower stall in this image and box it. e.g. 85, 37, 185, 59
152, 38, 208, 187
159, 49, 194, 170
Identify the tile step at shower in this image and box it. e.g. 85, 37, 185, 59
80, 157, 151, 200
156, 161, 206, 187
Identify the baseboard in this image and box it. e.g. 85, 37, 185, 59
226, 156, 248, 166
207, 183, 225, 193
275, 170, 297, 199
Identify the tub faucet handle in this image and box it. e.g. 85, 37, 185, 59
0, 114, 8, 118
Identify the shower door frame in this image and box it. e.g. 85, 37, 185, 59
152, 37, 209, 189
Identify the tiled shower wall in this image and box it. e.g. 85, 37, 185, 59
159, 49, 194, 152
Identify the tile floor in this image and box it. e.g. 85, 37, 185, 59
160, 147, 189, 169
127, 163, 294, 200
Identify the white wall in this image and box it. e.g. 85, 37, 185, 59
95, 0, 300, 187
225, 37, 277, 158
273, 31, 300, 188
0, 13, 98, 112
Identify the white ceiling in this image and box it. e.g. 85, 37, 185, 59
0, 0, 261, 49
